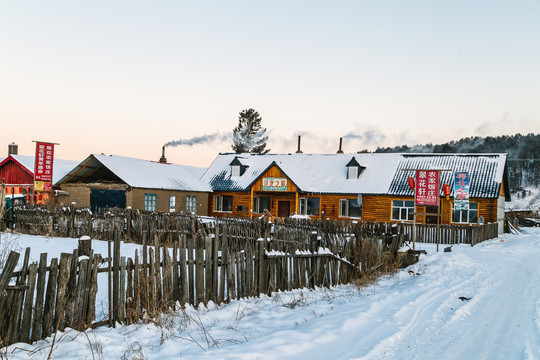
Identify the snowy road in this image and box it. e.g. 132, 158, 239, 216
206, 228, 540, 360
5, 228, 540, 359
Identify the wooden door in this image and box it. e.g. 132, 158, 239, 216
425, 205, 439, 225
278, 201, 290, 218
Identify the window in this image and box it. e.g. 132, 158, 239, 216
229, 156, 247, 176
340, 199, 362, 218
391, 200, 414, 221
186, 195, 197, 213
348, 166, 358, 179
231, 165, 241, 177
254, 196, 271, 213
144, 194, 157, 211
169, 195, 176, 212
299, 198, 320, 216
214, 195, 233, 212
453, 202, 478, 224
345, 157, 365, 179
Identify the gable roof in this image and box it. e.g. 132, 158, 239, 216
56, 154, 212, 192
0, 155, 80, 184
201, 153, 402, 194
202, 152, 509, 199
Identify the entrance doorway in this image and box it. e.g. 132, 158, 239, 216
90, 189, 126, 213
425, 205, 439, 225
278, 201, 291, 217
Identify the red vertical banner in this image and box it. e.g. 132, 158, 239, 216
415, 170, 439, 205
34, 141, 55, 191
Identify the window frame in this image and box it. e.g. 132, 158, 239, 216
144, 193, 157, 212
452, 202, 479, 224
214, 195, 233, 212
253, 196, 271, 214
339, 198, 362, 218
299, 197, 320, 216
347, 166, 358, 179
231, 165, 241, 177
391, 200, 414, 221
169, 195, 176, 213
186, 195, 197, 213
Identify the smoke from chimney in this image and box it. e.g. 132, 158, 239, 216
164, 133, 229, 148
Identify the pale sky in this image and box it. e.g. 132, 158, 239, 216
1, 1, 539, 167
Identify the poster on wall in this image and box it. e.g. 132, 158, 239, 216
454, 172, 470, 210
34, 141, 55, 191
415, 170, 439, 206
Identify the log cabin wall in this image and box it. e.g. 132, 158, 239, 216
210, 191, 251, 218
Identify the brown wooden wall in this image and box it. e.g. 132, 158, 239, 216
210, 191, 251, 218
251, 165, 298, 193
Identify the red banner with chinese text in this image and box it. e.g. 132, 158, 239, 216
34, 142, 55, 185
415, 170, 439, 206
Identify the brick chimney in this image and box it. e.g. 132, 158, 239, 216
8, 142, 18, 155
159, 146, 167, 163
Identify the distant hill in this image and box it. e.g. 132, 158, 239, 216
359, 133, 540, 197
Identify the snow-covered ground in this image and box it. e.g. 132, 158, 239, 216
507, 187, 540, 211
2, 228, 540, 359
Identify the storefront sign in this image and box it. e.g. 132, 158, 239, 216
34, 141, 55, 192
415, 170, 439, 206
454, 172, 470, 210
262, 177, 287, 191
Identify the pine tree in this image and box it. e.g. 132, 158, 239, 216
231, 108, 270, 153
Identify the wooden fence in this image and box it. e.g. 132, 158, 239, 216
0, 240, 101, 348
393, 222, 499, 246
3, 205, 500, 247
0, 223, 365, 348
0, 206, 501, 348
110, 226, 361, 326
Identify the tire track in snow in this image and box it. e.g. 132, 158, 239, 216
359, 235, 540, 360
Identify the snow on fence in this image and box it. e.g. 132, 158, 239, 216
0, 225, 364, 348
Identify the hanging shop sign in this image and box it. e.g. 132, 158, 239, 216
454, 172, 470, 210
262, 177, 287, 191
415, 170, 439, 206
34, 141, 55, 191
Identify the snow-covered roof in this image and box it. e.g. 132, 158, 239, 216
202, 152, 509, 198
389, 153, 509, 199
201, 153, 403, 194
1, 155, 80, 183
56, 154, 212, 192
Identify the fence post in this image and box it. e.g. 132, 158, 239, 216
112, 234, 120, 326
55, 253, 73, 332
0, 251, 20, 296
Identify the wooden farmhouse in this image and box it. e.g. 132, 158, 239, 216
201, 153, 510, 233
0, 151, 79, 206
55, 154, 212, 214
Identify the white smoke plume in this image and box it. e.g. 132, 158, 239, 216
164, 133, 230, 147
